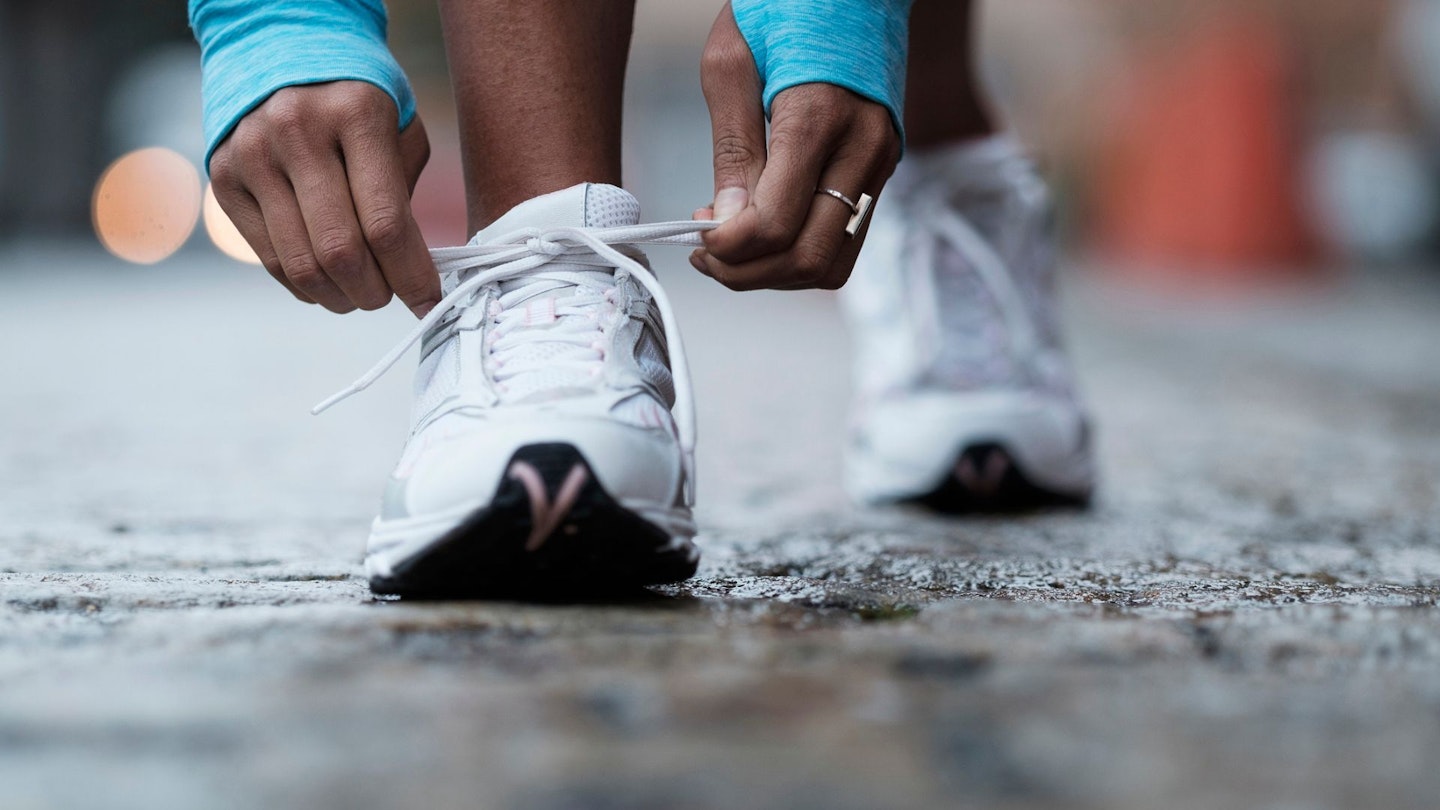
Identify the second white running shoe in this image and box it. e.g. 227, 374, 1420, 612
840, 136, 1096, 511
318, 184, 705, 597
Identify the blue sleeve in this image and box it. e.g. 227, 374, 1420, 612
730, 0, 912, 145
189, 0, 417, 173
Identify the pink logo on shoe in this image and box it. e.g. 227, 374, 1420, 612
506, 461, 590, 551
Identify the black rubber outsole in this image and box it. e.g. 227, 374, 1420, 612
908, 442, 1092, 515
370, 443, 698, 600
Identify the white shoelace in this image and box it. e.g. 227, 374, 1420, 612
483, 270, 618, 395
312, 220, 720, 504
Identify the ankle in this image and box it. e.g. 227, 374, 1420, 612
904, 98, 997, 151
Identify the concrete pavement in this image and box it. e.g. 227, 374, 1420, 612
1, 237, 1438, 809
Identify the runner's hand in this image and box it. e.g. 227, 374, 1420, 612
692, 3, 901, 291
209, 81, 440, 316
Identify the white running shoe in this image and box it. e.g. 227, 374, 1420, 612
840, 136, 1096, 511
316, 184, 708, 596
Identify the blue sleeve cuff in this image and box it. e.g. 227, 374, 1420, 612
730, 0, 913, 147
190, 0, 416, 173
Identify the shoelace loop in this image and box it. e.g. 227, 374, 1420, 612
312, 219, 720, 506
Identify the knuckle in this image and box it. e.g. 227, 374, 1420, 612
339, 96, 393, 134
712, 132, 759, 176
282, 256, 324, 289
319, 84, 392, 131
314, 234, 362, 275
700, 39, 748, 79
229, 125, 271, 164
263, 97, 312, 141
361, 211, 408, 254
208, 152, 239, 189
271, 111, 308, 142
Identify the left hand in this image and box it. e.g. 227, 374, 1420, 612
691, 3, 902, 291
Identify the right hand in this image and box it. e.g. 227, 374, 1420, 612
209, 81, 440, 317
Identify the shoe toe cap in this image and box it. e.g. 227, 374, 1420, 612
385, 415, 683, 520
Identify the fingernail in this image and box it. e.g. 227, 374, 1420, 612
689, 251, 707, 273
411, 301, 436, 319
712, 187, 748, 222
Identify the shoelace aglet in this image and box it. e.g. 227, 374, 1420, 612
311, 387, 359, 416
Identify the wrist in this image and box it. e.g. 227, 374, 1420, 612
729, 0, 913, 148
191, 0, 416, 172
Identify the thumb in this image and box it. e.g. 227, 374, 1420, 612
701, 3, 766, 223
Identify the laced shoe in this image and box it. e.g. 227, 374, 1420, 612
840, 136, 1096, 511
316, 184, 710, 596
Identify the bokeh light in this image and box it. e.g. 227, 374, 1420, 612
202, 183, 261, 265
91, 147, 202, 264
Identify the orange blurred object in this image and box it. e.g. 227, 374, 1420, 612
92, 148, 202, 265
1092, 13, 1322, 280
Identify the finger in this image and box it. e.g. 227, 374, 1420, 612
287, 150, 392, 311
689, 248, 715, 279
212, 183, 314, 304
341, 120, 441, 318
702, 86, 840, 265
251, 179, 354, 312
698, 154, 876, 291
700, 2, 767, 223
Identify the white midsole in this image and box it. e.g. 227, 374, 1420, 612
847, 388, 1095, 503
364, 497, 696, 581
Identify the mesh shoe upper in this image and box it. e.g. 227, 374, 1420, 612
842, 135, 1075, 402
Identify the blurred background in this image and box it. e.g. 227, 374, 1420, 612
2, 7, 1438, 807
5, 0, 1440, 275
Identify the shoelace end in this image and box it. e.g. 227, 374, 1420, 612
310, 392, 348, 416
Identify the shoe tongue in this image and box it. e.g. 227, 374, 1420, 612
470, 183, 640, 243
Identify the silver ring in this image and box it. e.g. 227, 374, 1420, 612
815, 187, 875, 238
816, 187, 859, 213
